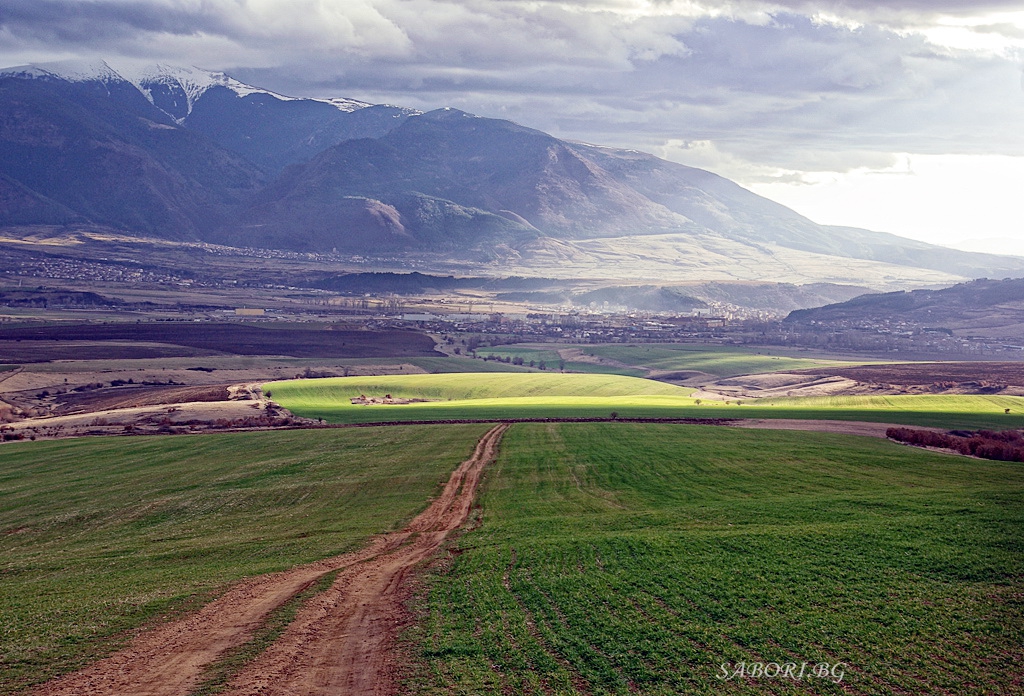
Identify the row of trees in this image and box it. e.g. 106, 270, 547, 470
887, 427, 1024, 462
478, 353, 567, 370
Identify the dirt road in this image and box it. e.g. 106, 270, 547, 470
223, 422, 508, 696
33, 423, 508, 696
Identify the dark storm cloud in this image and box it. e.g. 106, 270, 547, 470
230, 11, 1022, 169
0, 0, 1021, 176
0, 0, 228, 41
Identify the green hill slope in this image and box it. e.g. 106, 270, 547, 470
267, 372, 686, 405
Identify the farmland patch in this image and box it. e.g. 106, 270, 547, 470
268, 373, 1024, 430
0, 323, 438, 361
409, 423, 1024, 694
0, 425, 490, 693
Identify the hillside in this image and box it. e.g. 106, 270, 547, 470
0, 63, 265, 239
225, 107, 1022, 284
127, 63, 418, 174
785, 277, 1024, 340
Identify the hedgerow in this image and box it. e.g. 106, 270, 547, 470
887, 427, 1024, 462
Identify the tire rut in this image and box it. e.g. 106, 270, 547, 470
32, 424, 508, 696
222, 422, 508, 696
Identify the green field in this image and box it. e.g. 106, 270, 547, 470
581, 344, 862, 377
477, 346, 646, 377
760, 393, 1023, 412
0, 425, 490, 694
474, 342, 849, 378
265, 373, 684, 417
268, 373, 1024, 430
404, 356, 535, 373
3, 419, 1022, 694
408, 423, 1024, 695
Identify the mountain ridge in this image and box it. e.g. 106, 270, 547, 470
1, 60, 1021, 290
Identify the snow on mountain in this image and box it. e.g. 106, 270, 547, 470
1, 60, 372, 122
0, 59, 125, 84
117, 64, 374, 120
323, 97, 372, 113
118, 63, 271, 120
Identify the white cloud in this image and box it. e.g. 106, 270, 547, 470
749, 154, 1024, 245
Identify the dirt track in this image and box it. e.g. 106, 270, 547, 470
223, 423, 508, 696
32, 424, 508, 696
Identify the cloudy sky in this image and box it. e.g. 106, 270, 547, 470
2, 0, 1022, 251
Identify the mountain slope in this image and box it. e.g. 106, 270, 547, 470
228, 107, 1024, 282
1, 60, 1022, 288
0, 61, 265, 239
117, 63, 416, 173
225, 109, 695, 252
186, 93, 414, 175
572, 144, 1024, 278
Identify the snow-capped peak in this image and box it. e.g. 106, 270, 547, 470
116, 63, 251, 120
1, 59, 375, 121
322, 97, 372, 113
115, 63, 372, 120
0, 59, 125, 84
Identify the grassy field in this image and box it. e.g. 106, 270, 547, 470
581, 344, 863, 377
268, 374, 1024, 430
403, 356, 535, 373
0, 425, 490, 694
477, 346, 646, 377
760, 393, 1024, 412
266, 373, 684, 412
408, 423, 1024, 695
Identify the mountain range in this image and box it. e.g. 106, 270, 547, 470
1, 59, 1020, 290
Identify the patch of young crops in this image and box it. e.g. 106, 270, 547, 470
0, 425, 490, 694
477, 345, 646, 377
581, 344, 862, 377
408, 423, 1024, 695
266, 373, 686, 411
269, 374, 1024, 429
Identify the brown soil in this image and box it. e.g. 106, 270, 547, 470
695, 362, 1024, 402
0, 340, 212, 363
2, 400, 282, 440
732, 419, 944, 438
51, 384, 233, 414
224, 423, 508, 696
0, 323, 439, 360
31, 423, 508, 696
792, 361, 1024, 389
555, 346, 655, 375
